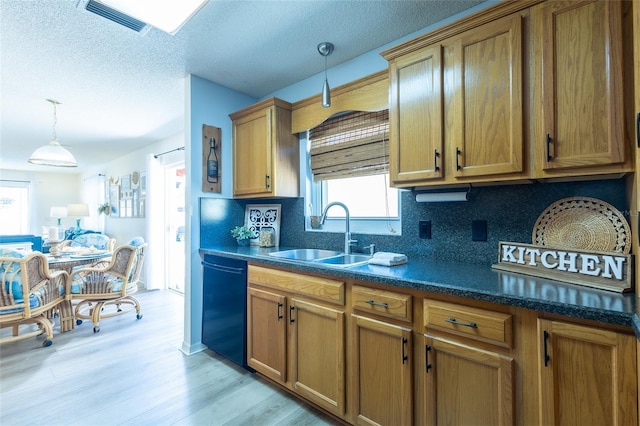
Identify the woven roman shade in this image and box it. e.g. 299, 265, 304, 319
309, 110, 389, 181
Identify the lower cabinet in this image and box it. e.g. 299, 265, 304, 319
290, 297, 346, 416
351, 315, 413, 425
538, 319, 637, 426
423, 335, 514, 426
247, 266, 346, 418
246, 264, 639, 425
247, 287, 287, 383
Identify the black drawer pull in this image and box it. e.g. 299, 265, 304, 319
445, 317, 477, 328
546, 133, 553, 162
366, 300, 389, 308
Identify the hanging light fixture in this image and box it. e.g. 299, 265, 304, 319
317, 42, 334, 108
28, 99, 78, 167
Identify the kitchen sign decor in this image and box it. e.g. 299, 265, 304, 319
492, 242, 633, 292
493, 196, 634, 292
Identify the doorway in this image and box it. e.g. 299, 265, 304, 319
165, 162, 185, 293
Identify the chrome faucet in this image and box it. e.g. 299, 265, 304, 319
320, 201, 357, 254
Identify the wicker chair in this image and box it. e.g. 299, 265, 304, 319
0, 251, 69, 347
68, 242, 146, 333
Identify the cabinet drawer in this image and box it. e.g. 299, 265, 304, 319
352, 285, 412, 322
248, 265, 344, 305
424, 300, 512, 348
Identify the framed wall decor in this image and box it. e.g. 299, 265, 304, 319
244, 204, 281, 246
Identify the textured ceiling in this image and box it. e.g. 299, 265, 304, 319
0, 0, 485, 173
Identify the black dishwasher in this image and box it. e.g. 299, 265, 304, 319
201, 254, 251, 370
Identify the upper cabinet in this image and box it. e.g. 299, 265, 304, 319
444, 13, 524, 179
230, 98, 299, 198
384, 10, 527, 188
532, 0, 629, 176
383, 0, 636, 188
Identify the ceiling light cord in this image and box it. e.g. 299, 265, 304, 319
48, 99, 61, 144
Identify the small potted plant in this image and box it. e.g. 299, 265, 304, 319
230, 225, 254, 245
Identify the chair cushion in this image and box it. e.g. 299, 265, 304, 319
128, 237, 145, 247
71, 278, 136, 294
70, 234, 112, 250
0, 249, 24, 300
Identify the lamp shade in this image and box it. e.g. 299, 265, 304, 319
67, 203, 90, 217
50, 206, 67, 218
28, 141, 78, 167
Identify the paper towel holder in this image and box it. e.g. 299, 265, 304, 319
415, 186, 470, 203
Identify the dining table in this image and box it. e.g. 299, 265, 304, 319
47, 251, 113, 274
47, 251, 113, 332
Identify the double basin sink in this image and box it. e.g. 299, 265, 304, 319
268, 248, 371, 267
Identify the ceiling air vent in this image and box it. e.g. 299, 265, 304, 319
76, 0, 150, 34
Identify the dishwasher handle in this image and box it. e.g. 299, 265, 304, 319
202, 261, 246, 275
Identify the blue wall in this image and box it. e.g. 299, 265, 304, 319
200, 178, 629, 266
185, 75, 255, 352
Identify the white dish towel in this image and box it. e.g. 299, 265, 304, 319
368, 251, 408, 266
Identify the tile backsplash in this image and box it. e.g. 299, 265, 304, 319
200, 178, 628, 266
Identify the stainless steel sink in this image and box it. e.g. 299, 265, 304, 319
267, 249, 371, 267
314, 254, 372, 267
268, 248, 342, 261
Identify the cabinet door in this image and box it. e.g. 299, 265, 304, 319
445, 12, 523, 178
534, 0, 624, 170
388, 44, 444, 185
352, 315, 412, 426
246, 287, 286, 383
424, 335, 514, 426
290, 298, 346, 416
538, 319, 637, 426
233, 107, 273, 197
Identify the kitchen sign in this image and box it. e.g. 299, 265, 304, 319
492, 242, 633, 293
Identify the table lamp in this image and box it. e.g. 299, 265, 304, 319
50, 206, 67, 226
67, 203, 90, 228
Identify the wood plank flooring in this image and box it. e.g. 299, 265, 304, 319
0, 290, 341, 426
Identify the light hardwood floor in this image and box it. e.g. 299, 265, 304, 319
0, 290, 341, 426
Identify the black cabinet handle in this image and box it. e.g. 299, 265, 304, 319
401, 337, 408, 364
366, 299, 389, 308
546, 133, 553, 162
425, 344, 432, 372
289, 305, 295, 324
543, 330, 550, 367
277, 302, 283, 321
265, 174, 271, 189
636, 112, 639, 148
445, 317, 477, 328
434, 149, 440, 172
456, 147, 462, 171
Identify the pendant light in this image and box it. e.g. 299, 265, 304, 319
28, 99, 78, 167
317, 42, 334, 108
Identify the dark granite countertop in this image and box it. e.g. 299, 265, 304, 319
199, 245, 640, 338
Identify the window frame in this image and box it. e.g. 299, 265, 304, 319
303, 133, 402, 236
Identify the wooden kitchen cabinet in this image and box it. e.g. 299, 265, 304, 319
423, 335, 514, 426
289, 297, 346, 416
230, 98, 299, 198
422, 299, 514, 425
246, 265, 346, 418
384, 11, 526, 188
387, 44, 444, 185
246, 286, 287, 383
532, 0, 628, 176
352, 314, 413, 426
538, 319, 637, 426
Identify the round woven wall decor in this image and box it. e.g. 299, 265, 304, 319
532, 196, 631, 254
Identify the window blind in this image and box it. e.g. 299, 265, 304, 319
309, 110, 389, 181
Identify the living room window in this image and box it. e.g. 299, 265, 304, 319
306, 110, 401, 235
0, 182, 29, 234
